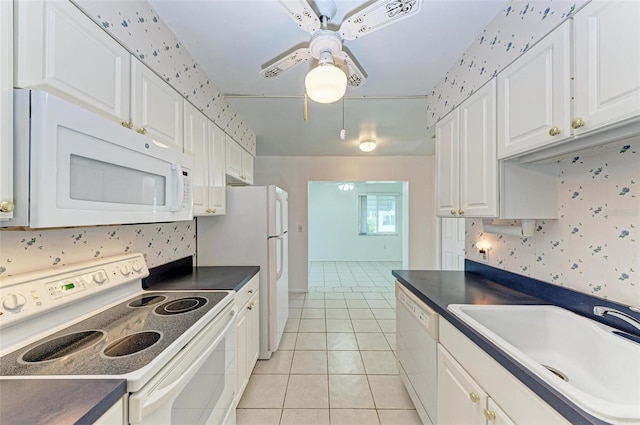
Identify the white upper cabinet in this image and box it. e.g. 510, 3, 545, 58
497, 21, 571, 159
459, 80, 497, 217
0, 0, 13, 221
226, 134, 254, 185
184, 102, 226, 216
183, 102, 209, 216
436, 80, 497, 218
14, 0, 130, 121
573, 1, 640, 134
130, 60, 184, 151
435, 109, 460, 217
208, 123, 227, 215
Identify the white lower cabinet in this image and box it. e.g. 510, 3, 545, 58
438, 319, 569, 424
438, 345, 516, 425
93, 396, 126, 425
235, 275, 260, 403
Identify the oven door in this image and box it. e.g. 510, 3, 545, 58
129, 304, 236, 425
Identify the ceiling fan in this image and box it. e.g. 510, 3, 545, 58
260, 0, 422, 103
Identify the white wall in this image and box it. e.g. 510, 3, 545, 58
308, 182, 404, 261
254, 156, 436, 292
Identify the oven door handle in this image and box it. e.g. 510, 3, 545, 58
129, 307, 236, 424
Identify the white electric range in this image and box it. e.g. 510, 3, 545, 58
0, 253, 237, 425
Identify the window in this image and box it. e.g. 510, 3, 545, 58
359, 193, 398, 235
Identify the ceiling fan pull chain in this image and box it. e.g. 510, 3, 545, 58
340, 97, 346, 140
304, 94, 308, 121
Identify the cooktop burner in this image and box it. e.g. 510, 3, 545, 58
0, 291, 230, 377
155, 296, 208, 316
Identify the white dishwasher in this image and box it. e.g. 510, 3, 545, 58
396, 282, 439, 425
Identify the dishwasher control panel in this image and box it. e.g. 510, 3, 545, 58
396, 283, 439, 339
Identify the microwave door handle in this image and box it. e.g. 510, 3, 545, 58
170, 163, 184, 212
130, 311, 236, 422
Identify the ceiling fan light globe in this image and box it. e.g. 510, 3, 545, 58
305, 64, 347, 104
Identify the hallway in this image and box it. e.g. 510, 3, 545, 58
236, 261, 421, 425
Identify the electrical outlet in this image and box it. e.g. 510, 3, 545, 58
478, 249, 489, 263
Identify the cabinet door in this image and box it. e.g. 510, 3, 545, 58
459, 79, 497, 217
93, 396, 126, 425
225, 135, 243, 181
208, 124, 227, 215
435, 109, 460, 217
497, 21, 571, 159
574, 1, 640, 134
235, 307, 249, 399
438, 345, 487, 425
485, 398, 516, 425
0, 0, 13, 221
183, 102, 209, 216
14, 0, 130, 121
131, 60, 183, 151
241, 149, 255, 185
247, 292, 260, 372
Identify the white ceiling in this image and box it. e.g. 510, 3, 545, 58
150, 0, 507, 156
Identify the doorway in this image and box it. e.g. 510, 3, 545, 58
307, 181, 408, 266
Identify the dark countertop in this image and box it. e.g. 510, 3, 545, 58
144, 265, 260, 291
0, 379, 126, 425
393, 264, 609, 425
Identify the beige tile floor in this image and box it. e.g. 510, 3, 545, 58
236, 261, 422, 425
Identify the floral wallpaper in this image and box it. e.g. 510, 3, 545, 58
72, 0, 256, 155
466, 142, 639, 307
426, 0, 589, 128
0, 221, 195, 279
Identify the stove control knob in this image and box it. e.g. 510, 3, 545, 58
93, 271, 107, 284
120, 264, 131, 276
132, 261, 143, 273
3, 293, 27, 311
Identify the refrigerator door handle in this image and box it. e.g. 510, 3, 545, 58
276, 236, 284, 281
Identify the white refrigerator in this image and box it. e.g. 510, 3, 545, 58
197, 185, 289, 360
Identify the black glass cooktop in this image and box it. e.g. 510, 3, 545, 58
0, 291, 230, 377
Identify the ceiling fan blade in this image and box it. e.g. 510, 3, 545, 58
336, 50, 367, 89
260, 47, 312, 79
339, 0, 421, 41
277, 0, 321, 34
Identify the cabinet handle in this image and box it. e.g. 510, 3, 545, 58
136, 127, 147, 135
211, 209, 216, 214
121, 120, 133, 129
484, 409, 496, 421
450, 209, 458, 216
247, 302, 254, 310
248, 289, 254, 294
469, 392, 480, 403
0, 201, 15, 213
571, 118, 586, 129
458, 209, 464, 216
548, 127, 561, 136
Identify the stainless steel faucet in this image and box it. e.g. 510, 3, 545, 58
593, 306, 640, 332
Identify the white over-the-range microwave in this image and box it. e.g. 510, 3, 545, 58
5, 89, 193, 228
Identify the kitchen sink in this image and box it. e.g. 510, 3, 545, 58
447, 304, 640, 424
